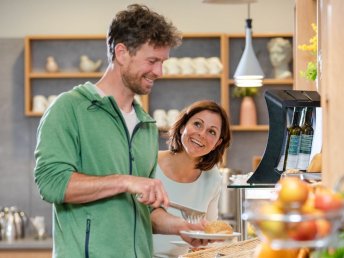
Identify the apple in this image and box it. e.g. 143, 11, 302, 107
276, 177, 309, 208
316, 219, 332, 237
287, 220, 317, 241
314, 188, 343, 211
301, 193, 318, 214
258, 202, 286, 239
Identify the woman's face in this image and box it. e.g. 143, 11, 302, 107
180, 110, 222, 159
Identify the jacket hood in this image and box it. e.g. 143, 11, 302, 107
73, 81, 155, 123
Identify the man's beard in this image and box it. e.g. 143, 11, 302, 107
121, 69, 146, 95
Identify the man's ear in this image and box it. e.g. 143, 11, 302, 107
114, 43, 128, 65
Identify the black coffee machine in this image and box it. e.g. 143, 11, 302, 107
247, 89, 321, 184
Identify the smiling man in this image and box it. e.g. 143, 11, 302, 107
34, 4, 189, 258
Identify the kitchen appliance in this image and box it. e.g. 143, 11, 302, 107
218, 168, 239, 220
0, 206, 28, 241
247, 89, 321, 184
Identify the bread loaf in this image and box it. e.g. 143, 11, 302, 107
204, 220, 233, 234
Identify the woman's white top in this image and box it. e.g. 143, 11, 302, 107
153, 164, 222, 258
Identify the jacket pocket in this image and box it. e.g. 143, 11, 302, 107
85, 218, 91, 258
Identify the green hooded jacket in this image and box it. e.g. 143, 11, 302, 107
34, 82, 158, 258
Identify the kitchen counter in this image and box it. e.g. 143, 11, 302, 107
0, 238, 52, 258
0, 237, 52, 249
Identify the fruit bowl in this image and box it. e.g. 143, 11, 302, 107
242, 199, 344, 249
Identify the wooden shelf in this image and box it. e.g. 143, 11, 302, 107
26, 111, 44, 117
28, 72, 222, 79
161, 74, 221, 79
228, 78, 293, 85
231, 125, 269, 131
29, 72, 103, 78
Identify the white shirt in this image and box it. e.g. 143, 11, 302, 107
94, 85, 138, 137
120, 108, 138, 137
153, 164, 222, 258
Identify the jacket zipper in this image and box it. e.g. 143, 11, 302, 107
91, 98, 155, 258
108, 98, 140, 258
85, 218, 91, 258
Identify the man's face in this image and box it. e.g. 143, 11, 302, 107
121, 43, 170, 95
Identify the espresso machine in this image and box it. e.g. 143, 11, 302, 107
247, 89, 321, 184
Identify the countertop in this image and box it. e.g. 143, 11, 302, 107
0, 237, 52, 250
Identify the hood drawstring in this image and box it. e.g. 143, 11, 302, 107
87, 100, 101, 111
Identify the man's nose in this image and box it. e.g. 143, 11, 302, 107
153, 62, 163, 77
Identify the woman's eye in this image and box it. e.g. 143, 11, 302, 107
194, 121, 201, 127
209, 130, 216, 136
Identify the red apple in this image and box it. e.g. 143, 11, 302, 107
314, 189, 343, 211
288, 220, 317, 241
276, 177, 309, 208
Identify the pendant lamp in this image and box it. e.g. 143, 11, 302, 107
234, 3, 264, 87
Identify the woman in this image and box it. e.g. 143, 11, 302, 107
152, 100, 231, 257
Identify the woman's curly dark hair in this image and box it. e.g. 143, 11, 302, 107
107, 4, 182, 63
167, 100, 231, 171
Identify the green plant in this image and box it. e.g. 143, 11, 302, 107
232, 87, 259, 98
298, 23, 317, 81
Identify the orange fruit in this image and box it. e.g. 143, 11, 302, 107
254, 243, 299, 258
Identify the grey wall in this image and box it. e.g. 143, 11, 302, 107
0, 38, 226, 236
0, 36, 291, 237
0, 38, 52, 234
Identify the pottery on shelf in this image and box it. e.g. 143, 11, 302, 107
240, 96, 257, 126
45, 56, 59, 73
79, 55, 102, 72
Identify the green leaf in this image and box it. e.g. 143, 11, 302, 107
232, 87, 259, 98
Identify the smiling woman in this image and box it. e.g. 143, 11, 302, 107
151, 100, 231, 257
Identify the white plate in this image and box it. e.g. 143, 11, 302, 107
169, 240, 190, 247
179, 230, 240, 240
170, 240, 224, 249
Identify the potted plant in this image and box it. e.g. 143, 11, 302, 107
232, 87, 260, 126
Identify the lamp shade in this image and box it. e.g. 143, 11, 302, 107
234, 19, 264, 87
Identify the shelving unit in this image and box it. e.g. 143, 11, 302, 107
227, 33, 293, 132
24, 34, 227, 117
24, 33, 293, 171
24, 33, 293, 121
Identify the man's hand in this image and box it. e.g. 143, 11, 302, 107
126, 175, 169, 208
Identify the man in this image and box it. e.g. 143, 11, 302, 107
35, 4, 206, 258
